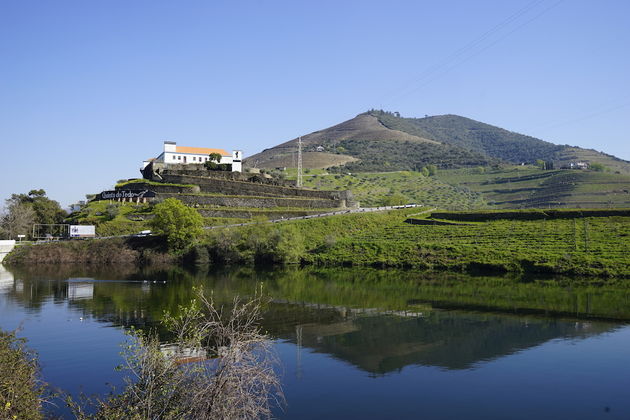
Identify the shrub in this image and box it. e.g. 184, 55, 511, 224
150, 198, 204, 251
0, 329, 45, 420
70, 290, 283, 419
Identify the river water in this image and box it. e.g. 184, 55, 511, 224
1, 264, 629, 419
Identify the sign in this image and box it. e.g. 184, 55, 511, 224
98, 190, 156, 201
69, 225, 95, 238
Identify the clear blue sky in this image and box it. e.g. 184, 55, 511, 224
1, 0, 629, 207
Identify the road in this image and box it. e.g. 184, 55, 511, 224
203, 204, 423, 230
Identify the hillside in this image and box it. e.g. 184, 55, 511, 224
245, 113, 495, 171
373, 111, 630, 173
437, 166, 630, 209
299, 171, 486, 209
245, 110, 630, 174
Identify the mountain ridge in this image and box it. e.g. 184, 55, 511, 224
244, 111, 630, 174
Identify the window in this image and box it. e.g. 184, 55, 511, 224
177, 155, 181, 160
193, 156, 196, 161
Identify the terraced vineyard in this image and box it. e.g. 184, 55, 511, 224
437, 166, 630, 209
297, 171, 487, 209
301, 208, 630, 277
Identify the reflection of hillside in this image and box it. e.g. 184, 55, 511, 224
1, 265, 622, 375
264, 302, 615, 374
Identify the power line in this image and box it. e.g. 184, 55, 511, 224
534, 100, 630, 131
379, 0, 564, 105
379, 0, 547, 103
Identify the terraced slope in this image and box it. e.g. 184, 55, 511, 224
437, 167, 630, 208
299, 171, 486, 209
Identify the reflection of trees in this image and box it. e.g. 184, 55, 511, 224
1, 265, 624, 374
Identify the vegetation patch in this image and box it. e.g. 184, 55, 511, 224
0, 329, 45, 420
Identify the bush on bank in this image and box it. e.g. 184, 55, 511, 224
0, 329, 45, 420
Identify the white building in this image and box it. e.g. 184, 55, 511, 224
143, 141, 243, 172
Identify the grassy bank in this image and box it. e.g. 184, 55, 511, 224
293, 208, 630, 277
7, 208, 630, 278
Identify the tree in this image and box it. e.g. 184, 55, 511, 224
208, 153, 223, 164
590, 162, 606, 172
1, 201, 36, 239
381, 193, 407, 206
426, 164, 437, 176
535, 159, 546, 170
150, 198, 203, 250
8, 190, 66, 225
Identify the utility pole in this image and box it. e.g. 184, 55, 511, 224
297, 136, 303, 188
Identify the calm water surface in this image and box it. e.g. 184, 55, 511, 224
1, 264, 629, 419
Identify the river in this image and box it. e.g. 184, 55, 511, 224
1, 264, 629, 419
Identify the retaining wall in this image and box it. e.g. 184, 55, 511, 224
0, 240, 16, 263
156, 193, 342, 209
160, 174, 355, 205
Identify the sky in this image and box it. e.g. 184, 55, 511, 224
1, 0, 629, 207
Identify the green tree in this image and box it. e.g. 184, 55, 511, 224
426, 164, 437, 176
421, 167, 430, 177
208, 152, 223, 164
590, 162, 606, 172
535, 159, 546, 170
381, 193, 407, 206
8, 190, 66, 225
150, 198, 203, 250
241, 221, 305, 264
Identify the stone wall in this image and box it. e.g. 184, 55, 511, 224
160, 174, 355, 204
197, 209, 329, 219
118, 182, 199, 194
139, 162, 358, 209
145, 162, 297, 187
156, 193, 341, 209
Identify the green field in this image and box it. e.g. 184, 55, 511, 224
268, 208, 630, 277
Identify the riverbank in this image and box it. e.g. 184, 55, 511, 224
5, 208, 630, 278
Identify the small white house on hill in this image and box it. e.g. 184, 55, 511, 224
143, 141, 243, 172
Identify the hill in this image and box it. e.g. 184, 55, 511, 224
373, 110, 630, 173
245, 113, 496, 171
245, 110, 630, 174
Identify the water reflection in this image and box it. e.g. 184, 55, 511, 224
1, 265, 623, 375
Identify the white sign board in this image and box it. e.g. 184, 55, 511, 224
69, 225, 96, 238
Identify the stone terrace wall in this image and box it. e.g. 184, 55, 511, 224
160, 174, 355, 206
157, 193, 342, 209
118, 183, 199, 194
198, 209, 331, 219
146, 162, 297, 187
